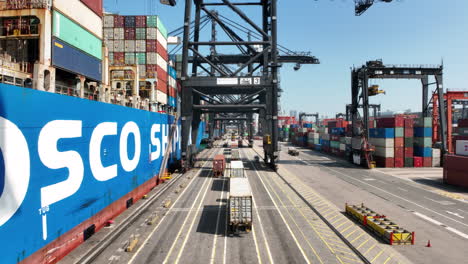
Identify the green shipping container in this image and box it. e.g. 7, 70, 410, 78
125, 53, 135, 64
136, 28, 146, 40
147, 15, 157, 27
414, 117, 432, 128
136, 53, 146, 65
52, 11, 102, 60
414, 137, 432, 147
395, 127, 404, 138
157, 16, 167, 39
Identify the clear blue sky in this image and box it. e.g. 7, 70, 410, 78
104, 0, 468, 117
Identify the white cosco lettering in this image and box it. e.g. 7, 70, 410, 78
0, 119, 161, 236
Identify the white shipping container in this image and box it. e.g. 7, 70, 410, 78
369, 138, 395, 148
147, 52, 157, 64
168, 76, 176, 88
106, 40, 114, 52
103, 15, 114, 28
339, 144, 346, 151
432, 156, 441, 167
146, 27, 157, 40
135, 40, 146, 52
229, 178, 252, 197
156, 90, 167, 105
125, 40, 136, 52
114, 28, 124, 40
456, 140, 468, 156
374, 147, 394, 158
229, 178, 252, 227
104, 28, 114, 40
156, 54, 167, 72
138, 65, 146, 78
114, 40, 124, 52
157, 29, 168, 49
345, 137, 352, 145
432, 148, 441, 158
53, 0, 103, 38
352, 137, 364, 150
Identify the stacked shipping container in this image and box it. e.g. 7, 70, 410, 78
444, 119, 468, 188
51, 0, 103, 81
414, 117, 433, 167
104, 14, 173, 107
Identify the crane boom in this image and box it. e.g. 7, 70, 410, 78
355, 0, 393, 16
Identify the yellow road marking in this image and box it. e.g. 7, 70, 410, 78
371, 249, 385, 262
383, 254, 394, 264
356, 238, 370, 249
340, 224, 354, 234
338, 255, 364, 263
336, 221, 349, 229
345, 229, 359, 238
350, 233, 365, 243
363, 244, 377, 255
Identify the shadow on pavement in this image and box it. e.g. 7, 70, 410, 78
196, 205, 227, 236
413, 178, 468, 195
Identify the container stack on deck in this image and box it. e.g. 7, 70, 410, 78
444, 119, 468, 188
103, 14, 173, 108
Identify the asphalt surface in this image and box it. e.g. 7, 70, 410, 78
275, 141, 468, 264
61, 139, 467, 264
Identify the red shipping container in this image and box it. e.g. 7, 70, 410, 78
443, 155, 468, 188
157, 79, 168, 92
404, 128, 413, 138
395, 138, 404, 148
377, 117, 404, 128
81, 0, 103, 17
404, 147, 414, 157
404, 118, 414, 129
394, 147, 404, 159
157, 65, 167, 82
213, 154, 226, 177
458, 119, 468, 128
375, 156, 394, 168
157, 41, 168, 61
146, 40, 157, 52
113, 52, 124, 65
394, 157, 404, 168
414, 157, 423, 167
135, 16, 146, 28
423, 157, 432, 167
124, 28, 135, 40
368, 121, 375, 129
146, 65, 157, 78
114, 15, 124, 27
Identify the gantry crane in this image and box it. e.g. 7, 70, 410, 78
161, 0, 395, 170
299, 112, 320, 127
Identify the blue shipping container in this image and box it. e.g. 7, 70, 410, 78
322, 140, 330, 146
414, 127, 432, 137
168, 66, 177, 79
414, 147, 432, 157
331, 127, 345, 135
52, 38, 102, 81
315, 144, 322, 151
370, 128, 395, 138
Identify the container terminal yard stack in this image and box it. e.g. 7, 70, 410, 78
2, 1, 468, 264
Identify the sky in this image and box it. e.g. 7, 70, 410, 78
104, 0, 468, 117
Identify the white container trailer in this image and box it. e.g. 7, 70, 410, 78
230, 160, 245, 178
229, 178, 253, 232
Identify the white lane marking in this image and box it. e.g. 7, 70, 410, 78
397, 187, 408, 192
128, 157, 212, 264
413, 212, 443, 226
458, 209, 468, 214
446, 211, 465, 219
299, 157, 468, 229
210, 177, 227, 264
173, 173, 213, 264
243, 150, 274, 264
446, 227, 468, 240
363, 178, 376, 181
251, 157, 311, 264
424, 197, 456, 206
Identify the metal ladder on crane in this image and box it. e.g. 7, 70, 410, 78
158, 116, 179, 181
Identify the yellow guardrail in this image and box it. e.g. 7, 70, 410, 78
345, 203, 414, 245
160, 172, 172, 180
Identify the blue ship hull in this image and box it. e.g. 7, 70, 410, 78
0, 83, 205, 263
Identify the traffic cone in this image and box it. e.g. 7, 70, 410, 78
426, 240, 431, 247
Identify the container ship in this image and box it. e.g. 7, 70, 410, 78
0, 1, 205, 263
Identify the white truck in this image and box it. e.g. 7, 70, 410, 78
229, 177, 253, 233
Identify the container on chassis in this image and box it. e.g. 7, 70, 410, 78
231, 149, 240, 161
213, 155, 226, 177
230, 160, 245, 178
229, 178, 253, 232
